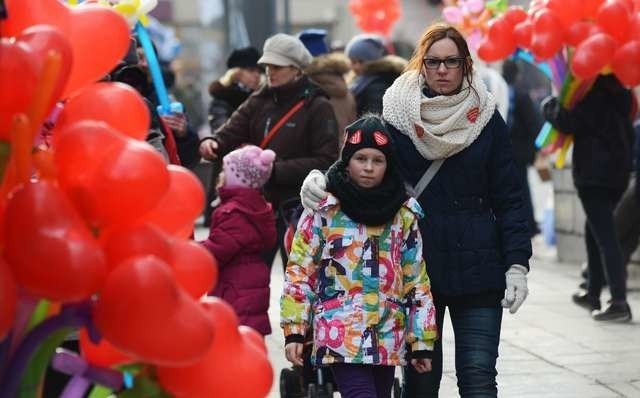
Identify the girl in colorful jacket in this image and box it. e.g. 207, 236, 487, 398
280, 115, 436, 398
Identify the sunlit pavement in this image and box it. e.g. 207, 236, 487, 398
194, 220, 640, 398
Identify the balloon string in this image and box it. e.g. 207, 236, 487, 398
0, 302, 91, 398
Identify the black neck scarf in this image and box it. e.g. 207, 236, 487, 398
326, 160, 408, 226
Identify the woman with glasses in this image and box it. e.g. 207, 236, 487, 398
300, 23, 531, 397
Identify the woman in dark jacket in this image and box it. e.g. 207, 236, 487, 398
201, 33, 339, 269
301, 23, 531, 397
542, 74, 634, 322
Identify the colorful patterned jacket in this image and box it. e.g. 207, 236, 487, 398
280, 194, 437, 366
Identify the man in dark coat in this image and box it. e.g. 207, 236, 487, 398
543, 74, 634, 322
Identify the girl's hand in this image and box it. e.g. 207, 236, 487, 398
411, 358, 432, 373
285, 342, 304, 366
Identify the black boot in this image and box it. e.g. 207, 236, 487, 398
592, 301, 632, 322
572, 290, 601, 311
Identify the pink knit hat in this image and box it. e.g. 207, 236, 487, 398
222, 145, 276, 189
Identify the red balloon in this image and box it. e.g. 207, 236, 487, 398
514, 20, 533, 49
0, 38, 38, 140
0, 25, 73, 140
567, 22, 602, 48
239, 325, 267, 354
3, 0, 130, 98
79, 328, 133, 368
571, 33, 618, 80
170, 240, 218, 299
596, 0, 631, 44
156, 297, 272, 398
143, 165, 205, 238
547, 0, 584, 26
612, 40, 640, 86
583, 0, 606, 18
477, 17, 517, 62
0, 258, 17, 340
503, 6, 529, 26
93, 256, 213, 366
56, 82, 150, 141
530, 9, 566, 60
54, 121, 170, 229
102, 224, 173, 271
3, 181, 108, 301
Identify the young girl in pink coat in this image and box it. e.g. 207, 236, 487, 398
201, 145, 277, 335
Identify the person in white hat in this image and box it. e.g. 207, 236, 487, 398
199, 33, 339, 271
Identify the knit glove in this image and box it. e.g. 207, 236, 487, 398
501, 264, 529, 314
300, 169, 328, 211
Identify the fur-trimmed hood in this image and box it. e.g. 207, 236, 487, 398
305, 52, 351, 76
362, 55, 407, 76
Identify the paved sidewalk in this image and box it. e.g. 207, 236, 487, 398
261, 235, 640, 397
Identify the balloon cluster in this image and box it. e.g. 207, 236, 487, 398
348, 0, 402, 36
478, 0, 640, 86
0, 0, 273, 397
475, 0, 640, 168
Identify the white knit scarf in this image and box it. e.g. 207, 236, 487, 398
383, 69, 496, 160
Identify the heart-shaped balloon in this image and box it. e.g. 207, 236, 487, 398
169, 239, 218, 299
93, 256, 213, 366
102, 223, 173, 271
143, 165, 205, 238
0, 25, 73, 140
3, 181, 108, 302
55, 82, 150, 141
571, 33, 618, 80
0, 258, 17, 340
3, 0, 130, 98
54, 121, 170, 229
156, 297, 272, 398
596, 0, 631, 44
612, 40, 640, 86
566, 21, 601, 48
78, 328, 133, 368
530, 9, 566, 60
0, 39, 38, 140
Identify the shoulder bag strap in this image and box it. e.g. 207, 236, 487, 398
260, 99, 306, 149
412, 159, 445, 198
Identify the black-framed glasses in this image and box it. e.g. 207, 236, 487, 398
423, 57, 465, 70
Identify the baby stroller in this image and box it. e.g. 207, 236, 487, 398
278, 198, 403, 398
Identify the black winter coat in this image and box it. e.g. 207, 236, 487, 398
545, 75, 634, 190
350, 56, 406, 116
507, 87, 542, 167
388, 111, 532, 301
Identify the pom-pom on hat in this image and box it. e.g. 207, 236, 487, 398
222, 145, 276, 189
341, 115, 394, 163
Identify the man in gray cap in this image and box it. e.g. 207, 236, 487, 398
200, 33, 339, 270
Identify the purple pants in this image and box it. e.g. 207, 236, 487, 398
330, 363, 396, 398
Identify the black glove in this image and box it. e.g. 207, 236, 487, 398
540, 96, 560, 122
